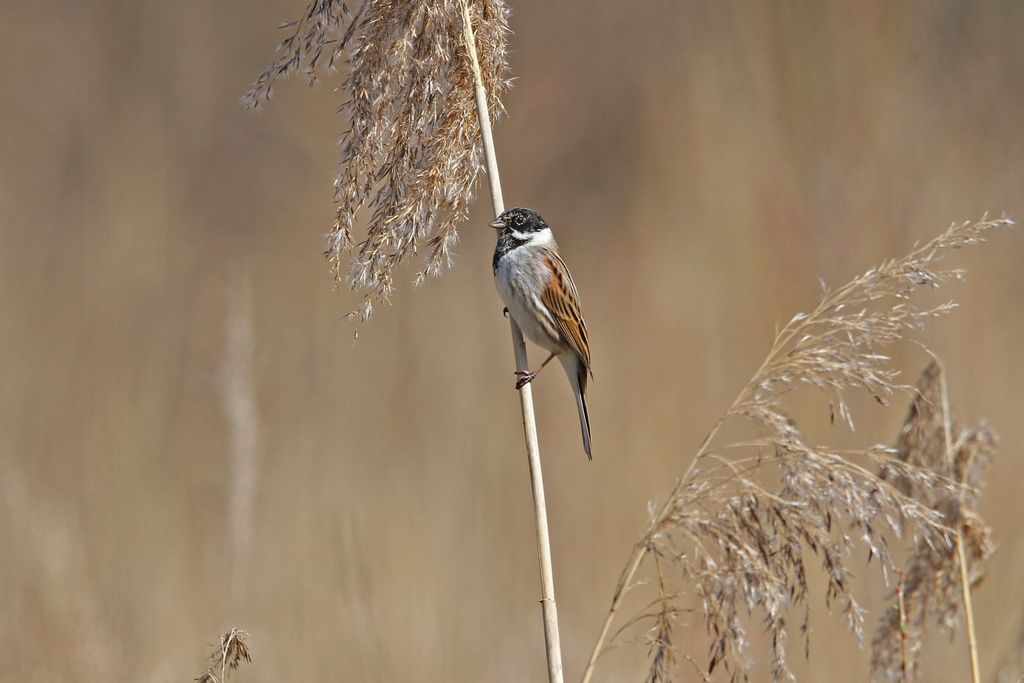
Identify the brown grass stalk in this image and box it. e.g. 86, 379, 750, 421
956, 531, 982, 683
897, 570, 910, 682
939, 368, 983, 683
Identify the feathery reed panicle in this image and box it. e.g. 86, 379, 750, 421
195, 628, 252, 683
583, 216, 1012, 683
246, 0, 511, 322
870, 362, 996, 682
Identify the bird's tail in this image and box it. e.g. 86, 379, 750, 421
572, 363, 592, 460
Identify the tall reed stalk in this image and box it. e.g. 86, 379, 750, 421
248, 1, 563, 678
458, 3, 565, 681
938, 368, 982, 683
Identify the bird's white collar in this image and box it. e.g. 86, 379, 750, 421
511, 226, 554, 247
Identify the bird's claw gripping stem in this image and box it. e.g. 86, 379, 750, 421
514, 370, 536, 390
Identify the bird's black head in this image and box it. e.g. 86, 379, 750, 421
489, 207, 548, 234
490, 207, 553, 272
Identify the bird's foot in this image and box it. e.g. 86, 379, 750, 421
514, 370, 536, 390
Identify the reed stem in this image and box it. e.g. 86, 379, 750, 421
459, 3, 564, 681
897, 570, 910, 682
938, 363, 981, 683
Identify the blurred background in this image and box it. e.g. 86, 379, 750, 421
2, 2, 1023, 681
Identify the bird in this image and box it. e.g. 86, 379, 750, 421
490, 207, 593, 460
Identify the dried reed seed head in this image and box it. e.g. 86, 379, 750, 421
881, 360, 998, 513
870, 362, 997, 682
607, 217, 1011, 682
220, 629, 252, 670
195, 628, 252, 683
248, 0, 512, 323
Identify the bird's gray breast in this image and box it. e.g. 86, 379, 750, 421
494, 245, 561, 351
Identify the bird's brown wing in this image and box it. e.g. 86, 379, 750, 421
540, 251, 591, 371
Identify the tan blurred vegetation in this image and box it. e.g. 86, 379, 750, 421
2, 2, 1023, 681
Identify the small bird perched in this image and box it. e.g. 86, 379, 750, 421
490, 207, 593, 459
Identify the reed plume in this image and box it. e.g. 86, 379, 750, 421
195, 628, 252, 683
870, 361, 996, 682
582, 216, 1012, 683
246, 0, 511, 323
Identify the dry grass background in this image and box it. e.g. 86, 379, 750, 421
1, 2, 1023, 681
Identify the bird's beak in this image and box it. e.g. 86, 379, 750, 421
489, 218, 506, 230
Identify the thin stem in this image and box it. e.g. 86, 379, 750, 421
938, 363, 981, 683
220, 630, 235, 682
459, 3, 564, 682
955, 534, 980, 682
897, 570, 910, 682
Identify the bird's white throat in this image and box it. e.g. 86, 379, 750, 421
511, 226, 554, 247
